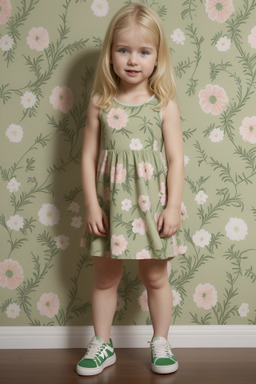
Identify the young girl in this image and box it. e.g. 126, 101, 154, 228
77, 3, 185, 376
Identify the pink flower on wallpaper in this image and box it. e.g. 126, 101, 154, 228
111, 234, 128, 256
137, 161, 154, 181
248, 26, 256, 49
138, 195, 151, 212
199, 84, 228, 115
107, 108, 129, 130
37, 293, 60, 318
110, 163, 126, 184
136, 249, 151, 259
26, 27, 49, 51
138, 289, 149, 312
205, 0, 234, 23
132, 218, 148, 235
0, 0, 12, 24
239, 116, 256, 144
0, 259, 24, 290
49, 86, 74, 114
193, 283, 218, 310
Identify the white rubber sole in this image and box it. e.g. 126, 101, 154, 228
151, 361, 179, 374
76, 354, 116, 376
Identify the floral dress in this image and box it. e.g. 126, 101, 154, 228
83, 95, 186, 260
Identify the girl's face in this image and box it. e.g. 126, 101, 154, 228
111, 25, 158, 89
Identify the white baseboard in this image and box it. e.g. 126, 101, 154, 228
0, 325, 255, 349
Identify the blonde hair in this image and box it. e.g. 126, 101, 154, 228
92, 3, 176, 111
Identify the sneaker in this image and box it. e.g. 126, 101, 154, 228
150, 336, 178, 374
76, 336, 116, 376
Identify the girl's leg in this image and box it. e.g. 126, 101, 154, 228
138, 259, 172, 339
92, 256, 123, 343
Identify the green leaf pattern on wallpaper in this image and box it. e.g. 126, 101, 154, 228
0, 0, 256, 326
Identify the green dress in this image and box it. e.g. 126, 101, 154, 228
84, 95, 186, 260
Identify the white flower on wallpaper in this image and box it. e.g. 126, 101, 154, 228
193, 283, 218, 310
171, 28, 185, 45
5, 124, 23, 143
248, 26, 256, 49
67, 201, 80, 213
121, 199, 132, 212
138, 289, 149, 312
71, 216, 83, 229
26, 27, 50, 51
7, 177, 21, 192
0, 34, 14, 51
7, 214, 24, 231
6, 303, 21, 319
205, 0, 234, 23
192, 229, 211, 248
239, 116, 256, 144
199, 84, 228, 115
172, 290, 181, 306
37, 293, 60, 318
91, 0, 109, 17
216, 36, 231, 52
184, 155, 190, 167
116, 294, 125, 311
238, 303, 250, 318
209, 128, 224, 142
38, 203, 60, 226
0, 259, 24, 290
195, 190, 208, 205
225, 218, 248, 241
49, 86, 74, 114
21, 92, 37, 109
0, 0, 12, 24
54, 235, 70, 250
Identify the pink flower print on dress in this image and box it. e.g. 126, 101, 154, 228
111, 234, 128, 256
180, 202, 188, 220
99, 151, 108, 174
205, 0, 234, 23
138, 195, 151, 212
248, 26, 256, 49
37, 293, 60, 318
0, 0, 12, 24
107, 108, 129, 130
193, 283, 218, 310
172, 235, 187, 256
137, 161, 154, 181
110, 163, 126, 184
239, 116, 256, 144
158, 182, 167, 206
50, 86, 74, 114
136, 249, 151, 259
199, 84, 228, 115
26, 27, 50, 51
132, 218, 148, 235
0, 259, 24, 290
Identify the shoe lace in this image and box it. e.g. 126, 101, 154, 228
151, 340, 172, 358
84, 341, 104, 360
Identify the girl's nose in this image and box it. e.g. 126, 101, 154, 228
127, 53, 137, 66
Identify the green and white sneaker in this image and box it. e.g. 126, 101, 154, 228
150, 337, 178, 374
76, 336, 116, 376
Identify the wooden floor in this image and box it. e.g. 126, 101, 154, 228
0, 348, 256, 384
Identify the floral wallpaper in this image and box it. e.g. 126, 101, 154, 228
0, 0, 256, 327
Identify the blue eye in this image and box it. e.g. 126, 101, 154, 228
141, 50, 149, 56
119, 48, 128, 54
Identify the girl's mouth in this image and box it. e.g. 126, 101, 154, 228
125, 70, 140, 76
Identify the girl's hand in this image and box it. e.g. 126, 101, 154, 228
157, 207, 181, 238
85, 205, 109, 237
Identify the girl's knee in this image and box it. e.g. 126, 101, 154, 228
93, 257, 123, 290
139, 261, 168, 290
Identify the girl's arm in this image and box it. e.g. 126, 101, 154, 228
81, 95, 109, 237
157, 99, 184, 238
